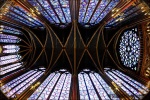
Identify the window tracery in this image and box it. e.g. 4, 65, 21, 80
0, 69, 45, 98
78, 70, 118, 100
119, 27, 140, 70
105, 69, 149, 99
28, 69, 71, 100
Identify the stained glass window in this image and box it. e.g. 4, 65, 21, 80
0, 62, 23, 75
79, 0, 120, 25
0, 69, 24, 80
78, 70, 118, 100
27, 0, 71, 27
107, 5, 141, 26
4, 5, 43, 27
0, 54, 21, 66
11, 6, 42, 26
0, 20, 21, 28
95, 0, 119, 24
1, 45, 20, 54
28, 69, 71, 100
105, 68, 149, 99
0, 25, 22, 75
0, 34, 21, 43
119, 27, 140, 70
0, 25, 22, 35
0, 69, 45, 98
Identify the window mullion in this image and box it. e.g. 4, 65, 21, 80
7, 72, 41, 97
47, 72, 62, 99
82, 73, 91, 100
107, 71, 140, 99
93, 73, 111, 99
88, 73, 102, 100
36, 73, 56, 99
112, 70, 146, 96
58, 73, 67, 99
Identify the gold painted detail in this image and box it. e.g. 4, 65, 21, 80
144, 22, 150, 79
0, 0, 14, 18
30, 82, 40, 90
0, 45, 2, 53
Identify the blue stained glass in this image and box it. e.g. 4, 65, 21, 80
28, 70, 71, 100
60, 0, 71, 23
28, 73, 55, 100
83, 73, 99, 99
113, 70, 149, 94
0, 69, 44, 98
0, 34, 20, 43
89, 73, 109, 100
95, 0, 119, 24
10, 6, 43, 26
93, 73, 119, 99
105, 69, 149, 99
78, 73, 89, 99
6, 12, 34, 27
0, 54, 21, 66
6, 8, 37, 27
0, 63, 22, 75
38, 73, 60, 100
16, 72, 43, 95
90, 0, 109, 23
0, 20, 21, 28
112, 70, 149, 94
1, 70, 34, 91
50, 0, 66, 23
107, 6, 140, 26
106, 71, 135, 97
0, 69, 24, 80
78, 70, 119, 100
2, 45, 20, 54
119, 28, 140, 70
37, 0, 60, 23
50, 73, 67, 99
59, 73, 71, 99
84, 0, 99, 23
0, 25, 22, 35
28, 0, 72, 26
0, 34, 18, 39
79, 0, 89, 23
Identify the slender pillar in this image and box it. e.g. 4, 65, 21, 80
71, 74, 78, 100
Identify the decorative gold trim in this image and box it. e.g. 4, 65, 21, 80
96, 25, 105, 72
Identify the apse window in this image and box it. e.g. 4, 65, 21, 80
0, 25, 23, 75
119, 27, 140, 71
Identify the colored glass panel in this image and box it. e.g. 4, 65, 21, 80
78, 70, 118, 100
28, 70, 71, 100
0, 69, 44, 98
105, 69, 149, 99
0, 34, 21, 43
119, 28, 140, 70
